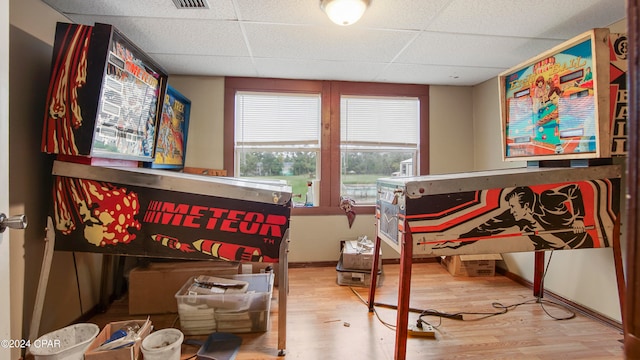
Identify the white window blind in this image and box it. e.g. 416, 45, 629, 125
340, 96, 419, 146
235, 92, 321, 147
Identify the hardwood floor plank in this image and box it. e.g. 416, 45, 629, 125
75, 262, 623, 360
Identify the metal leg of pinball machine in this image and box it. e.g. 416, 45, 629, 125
394, 222, 413, 360
367, 235, 382, 312
277, 229, 290, 356
28, 216, 56, 349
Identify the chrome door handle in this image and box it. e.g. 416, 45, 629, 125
0, 213, 28, 233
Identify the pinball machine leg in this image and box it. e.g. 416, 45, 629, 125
367, 235, 382, 312
394, 223, 413, 360
278, 229, 290, 356
533, 251, 545, 297
28, 217, 56, 347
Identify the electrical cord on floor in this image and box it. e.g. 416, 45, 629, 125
349, 286, 396, 330
349, 250, 575, 333
417, 251, 575, 326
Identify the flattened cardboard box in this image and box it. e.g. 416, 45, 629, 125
128, 260, 240, 315
84, 320, 152, 360
441, 254, 503, 277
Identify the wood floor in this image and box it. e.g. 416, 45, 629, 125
84, 262, 624, 360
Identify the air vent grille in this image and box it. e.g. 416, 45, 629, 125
172, 0, 210, 9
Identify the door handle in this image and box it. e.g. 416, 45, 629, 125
0, 213, 28, 233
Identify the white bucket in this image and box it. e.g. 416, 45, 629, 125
141, 328, 184, 360
28, 323, 99, 360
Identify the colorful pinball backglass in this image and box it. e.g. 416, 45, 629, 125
41, 22, 168, 163
499, 28, 611, 162
145, 85, 191, 169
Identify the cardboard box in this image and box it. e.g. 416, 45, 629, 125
84, 320, 152, 360
175, 273, 274, 335
128, 260, 240, 315
441, 254, 502, 277
341, 239, 382, 270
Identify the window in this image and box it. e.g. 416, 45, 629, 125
235, 92, 321, 200
340, 95, 420, 204
225, 78, 429, 214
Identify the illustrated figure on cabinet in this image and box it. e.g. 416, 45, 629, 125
434, 183, 594, 251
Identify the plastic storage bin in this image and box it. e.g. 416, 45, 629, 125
175, 272, 274, 335
28, 323, 99, 360
336, 254, 382, 288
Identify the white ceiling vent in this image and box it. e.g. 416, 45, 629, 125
172, 0, 210, 9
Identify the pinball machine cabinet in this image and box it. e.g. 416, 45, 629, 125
377, 165, 621, 257
371, 165, 622, 360
37, 160, 293, 354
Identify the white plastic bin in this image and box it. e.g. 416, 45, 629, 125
28, 323, 99, 360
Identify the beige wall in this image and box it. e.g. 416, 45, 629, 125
428, 86, 475, 174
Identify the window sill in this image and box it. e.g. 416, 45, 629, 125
291, 205, 376, 216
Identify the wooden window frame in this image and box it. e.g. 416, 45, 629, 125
224, 77, 430, 215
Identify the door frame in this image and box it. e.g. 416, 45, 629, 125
0, 0, 13, 358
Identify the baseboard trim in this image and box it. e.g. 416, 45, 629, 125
497, 267, 623, 333
288, 257, 437, 269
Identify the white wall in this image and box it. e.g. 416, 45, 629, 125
1, 0, 11, 358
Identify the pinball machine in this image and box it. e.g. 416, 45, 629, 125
369, 28, 628, 360
33, 21, 293, 355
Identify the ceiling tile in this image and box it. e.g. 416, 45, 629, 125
39, 0, 628, 86
428, 0, 627, 39
254, 57, 388, 82
244, 23, 418, 62
67, 15, 249, 56
154, 54, 257, 77
397, 31, 563, 68
43, 0, 237, 19
377, 63, 504, 86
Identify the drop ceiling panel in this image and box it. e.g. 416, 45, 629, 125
244, 23, 417, 62
154, 54, 258, 77
428, 0, 627, 38
353, 0, 453, 30
39, 0, 627, 85
66, 15, 249, 57
254, 57, 388, 82
377, 63, 504, 86
42, 0, 237, 19
398, 32, 563, 69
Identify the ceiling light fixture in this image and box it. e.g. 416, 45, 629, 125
320, 0, 370, 26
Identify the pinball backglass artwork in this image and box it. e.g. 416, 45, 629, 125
499, 28, 611, 162
41, 22, 168, 163
145, 85, 191, 169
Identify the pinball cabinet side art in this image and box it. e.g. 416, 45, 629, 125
49, 160, 292, 262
